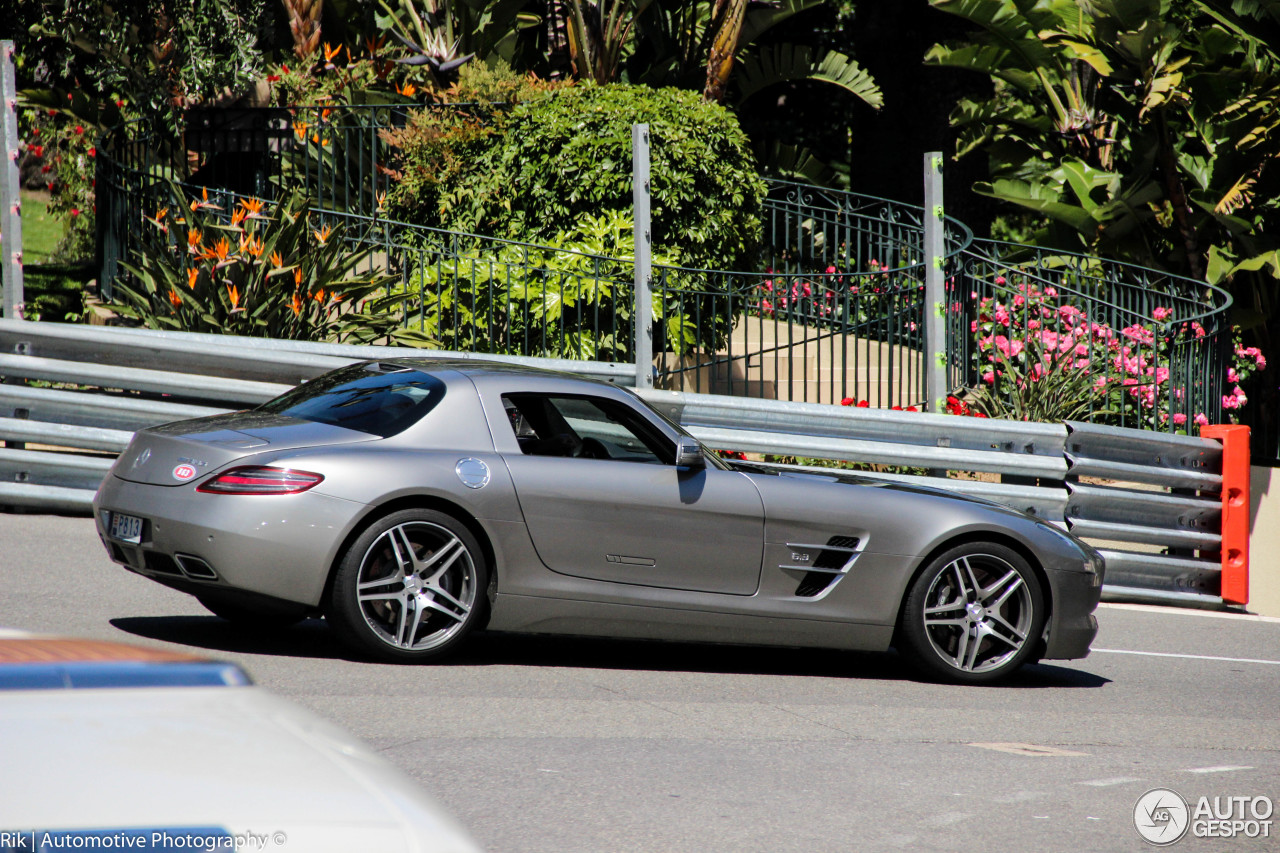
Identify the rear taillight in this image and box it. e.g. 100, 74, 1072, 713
196, 466, 324, 495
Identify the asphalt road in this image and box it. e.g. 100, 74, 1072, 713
2, 512, 1278, 852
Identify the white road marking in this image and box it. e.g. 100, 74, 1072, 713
1185, 766, 1254, 774
1092, 648, 1280, 666
1078, 777, 1142, 787
1099, 603, 1280, 624
969, 742, 1089, 757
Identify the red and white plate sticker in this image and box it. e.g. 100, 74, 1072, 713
172, 464, 198, 481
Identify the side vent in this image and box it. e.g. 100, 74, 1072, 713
795, 536, 861, 598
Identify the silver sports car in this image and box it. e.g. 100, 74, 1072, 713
93, 359, 1103, 683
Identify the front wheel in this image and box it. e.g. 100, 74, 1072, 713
326, 509, 488, 663
896, 543, 1045, 684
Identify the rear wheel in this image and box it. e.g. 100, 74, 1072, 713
197, 594, 307, 629
327, 509, 488, 663
897, 543, 1045, 684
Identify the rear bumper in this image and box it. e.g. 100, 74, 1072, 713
93, 474, 366, 607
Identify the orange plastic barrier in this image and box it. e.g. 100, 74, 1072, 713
1200, 424, 1250, 605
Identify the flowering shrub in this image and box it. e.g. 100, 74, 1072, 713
965, 280, 1264, 428
22, 108, 101, 263
113, 183, 432, 346
749, 258, 920, 335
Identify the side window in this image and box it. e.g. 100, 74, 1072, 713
502, 394, 673, 465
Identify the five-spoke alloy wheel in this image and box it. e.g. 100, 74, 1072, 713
897, 543, 1045, 683
328, 509, 488, 662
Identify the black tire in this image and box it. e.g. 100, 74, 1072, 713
197, 594, 308, 629
326, 508, 488, 663
896, 542, 1045, 684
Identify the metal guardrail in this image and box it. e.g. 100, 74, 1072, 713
0, 323, 1243, 608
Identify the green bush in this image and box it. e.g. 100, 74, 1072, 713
382, 210, 704, 360
389, 84, 766, 273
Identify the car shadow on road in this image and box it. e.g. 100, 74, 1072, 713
109, 617, 1110, 688
109, 615, 358, 661
452, 632, 1111, 688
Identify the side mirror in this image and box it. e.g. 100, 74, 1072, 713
676, 438, 705, 469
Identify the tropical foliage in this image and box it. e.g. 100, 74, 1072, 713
114, 183, 434, 346
926, 0, 1280, 333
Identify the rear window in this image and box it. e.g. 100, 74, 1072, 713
257, 362, 446, 437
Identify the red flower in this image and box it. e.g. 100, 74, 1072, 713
267, 75, 280, 83
88, 147, 96, 157
74, 125, 84, 135
840, 397, 855, 406
856, 400, 870, 408
29, 144, 43, 158
116, 100, 125, 107
281, 64, 290, 73
70, 208, 80, 217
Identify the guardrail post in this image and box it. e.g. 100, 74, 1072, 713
632, 123, 653, 390
1, 40, 24, 321
1200, 424, 1250, 605
923, 151, 945, 412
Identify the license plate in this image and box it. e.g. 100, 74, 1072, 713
108, 512, 144, 544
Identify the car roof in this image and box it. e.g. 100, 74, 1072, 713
368, 356, 625, 387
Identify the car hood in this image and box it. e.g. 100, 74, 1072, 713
727, 460, 1017, 513
112, 412, 377, 487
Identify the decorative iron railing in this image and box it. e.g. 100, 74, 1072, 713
95, 106, 1232, 429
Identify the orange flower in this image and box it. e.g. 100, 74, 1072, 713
313, 225, 332, 245
290, 292, 303, 315
155, 208, 168, 222
187, 229, 201, 250
294, 267, 303, 287
364, 36, 385, 56
211, 237, 230, 262
240, 197, 264, 217
271, 251, 283, 268
168, 289, 182, 307
312, 288, 326, 303
324, 42, 341, 63
294, 121, 309, 140
245, 236, 264, 258
321, 107, 333, 121
226, 284, 241, 309
396, 82, 417, 98
230, 208, 247, 227
186, 268, 199, 289
375, 190, 387, 212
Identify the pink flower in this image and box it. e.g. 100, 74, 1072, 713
1227, 367, 1239, 383
994, 275, 1007, 285
1194, 413, 1209, 426
993, 306, 1011, 326
760, 299, 773, 313
982, 372, 995, 385
1173, 413, 1187, 426
1152, 306, 1172, 321
825, 266, 836, 275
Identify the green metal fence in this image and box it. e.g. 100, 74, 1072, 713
96, 106, 1232, 429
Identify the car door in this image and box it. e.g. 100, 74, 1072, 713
496, 390, 765, 596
